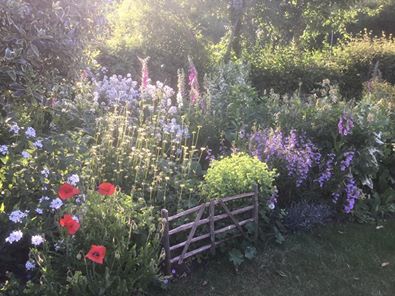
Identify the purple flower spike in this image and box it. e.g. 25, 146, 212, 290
338, 113, 354, 136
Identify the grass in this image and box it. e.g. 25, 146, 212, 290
153, 219, 395, 296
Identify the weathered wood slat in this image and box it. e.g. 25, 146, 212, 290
219, 199, 248, 239
209, 200, 216, 255
170, 244, 212, 264
162, 186, 259, 274
167, 192, 255, 221
220, 192, 255, 203
168, 203, 205, 221
253, 184, 259, 241
178, 205, 206, 264
214, 218, 255, 236
170, 232, 210, 251
168, 205, 254, 236
161, 209, 171, 275
169, 233, 244, 264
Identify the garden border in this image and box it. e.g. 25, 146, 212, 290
161, 185, 259, 275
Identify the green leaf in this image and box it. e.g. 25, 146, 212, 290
244, 246, 257, 260
0, 203, 4, 213
229, 248, 244, 267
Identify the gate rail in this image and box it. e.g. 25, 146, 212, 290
161, 185, 259, 274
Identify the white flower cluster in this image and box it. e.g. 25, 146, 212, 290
94, 74, 139, 104
161, 118, 189, 143
31, 234, 45, 246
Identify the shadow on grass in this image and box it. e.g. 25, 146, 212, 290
152, 219, 395, 296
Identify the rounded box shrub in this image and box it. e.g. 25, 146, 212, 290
201, 153, 276, 202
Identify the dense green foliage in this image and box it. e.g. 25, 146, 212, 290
1, 0, 395, 294
202, 153, 276, 201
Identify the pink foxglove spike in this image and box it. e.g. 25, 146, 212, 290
138, 56, 150, 91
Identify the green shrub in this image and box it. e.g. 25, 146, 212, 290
201, 153, 276, 202
249, 33, 395, 99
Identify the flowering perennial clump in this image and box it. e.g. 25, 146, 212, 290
338, 112, 354, 136
250, 129, 321, 187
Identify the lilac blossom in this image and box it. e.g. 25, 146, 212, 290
0, 145, 8, 155
250, 129, 321, 187
50, 198, 63, 210
338, 113, 354, 136
9, 210, 28, 223
316, 153, 336, 188
9, 123, 20, 134
340, 151, 355, 171
41, 168, 50, 178
343, 176, 361, 213
267, 187, 279, 210
25, 127, 36, 138
67, 174, 80, 186
25, 260, 36, 271
33, 140, 43, 149
21, 151, 31, 159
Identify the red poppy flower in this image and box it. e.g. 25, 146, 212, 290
58, 183, 80, 200
59, 214, 80, 235
98, 182, 116, 196
85, 245, 106, 264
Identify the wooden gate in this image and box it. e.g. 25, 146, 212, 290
161, 185, 259, 275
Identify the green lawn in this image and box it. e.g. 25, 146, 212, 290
154, 220, 395, 296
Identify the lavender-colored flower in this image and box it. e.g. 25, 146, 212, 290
25, 260, 36, 271
25, 127, 36, 138
39, 196, 50, 203
31, 235, 45, 246
21, 151, 31, 159
338, 113, 354, 136
9, 123, 20, 134
67, 174, 80, 186
5, 230, 23, 244
41, 167, 50, 178
331, 192, 340, 203
33, 139, 43, 149
9, 210, 28, 223
250, 129, 320, 187
50, 198, 63, 210
0, 145, 8, 155
316, 153, 336, 188
340, 151, 355, 171
343, 176, 361, 213
267, 188, 278, 210
35, 208, 43, 215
